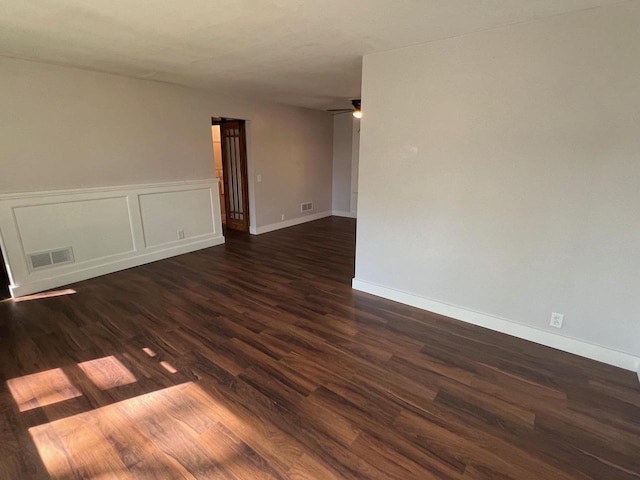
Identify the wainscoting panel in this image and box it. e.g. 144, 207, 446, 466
139, 188, 215, 248
14, 196, 135, 263
0, 180, 224, 297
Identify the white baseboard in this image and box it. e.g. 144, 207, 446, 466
10, 236, 225, 297
250, 211, 332, 235
332, 210, 357, 218
352, 278, 640, 373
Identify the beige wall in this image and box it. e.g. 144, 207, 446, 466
0, 57, 333, 230
332, 114, 360, 216
355, 2, 640, 359
332, 114, 353, 214
350, 118, 360, 215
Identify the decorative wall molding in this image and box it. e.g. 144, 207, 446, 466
352, 278, 640, 373
250, 211, 332, 235
0, 179, 224, 298
0, 178, 220, 201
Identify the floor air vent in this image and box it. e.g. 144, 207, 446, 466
28, 247, 74, 270
300, 202, 313, 212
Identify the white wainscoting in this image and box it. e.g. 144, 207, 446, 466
0, 179, 224, 297
352, 278, 640, 373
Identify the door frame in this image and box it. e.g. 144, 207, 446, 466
0, 233, 12, 298
213, 118, 251, 233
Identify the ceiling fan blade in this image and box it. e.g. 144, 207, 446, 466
327, 109, 352, 112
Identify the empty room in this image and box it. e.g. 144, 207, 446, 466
1, 1, 639, 479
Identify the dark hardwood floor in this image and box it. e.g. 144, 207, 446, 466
1, 216, 640, 479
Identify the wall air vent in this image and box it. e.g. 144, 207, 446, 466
300, 202, 313, 212
29, 252, 52, 269
28, 247, 74, 271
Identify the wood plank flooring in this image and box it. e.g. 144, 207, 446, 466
1, 216, 640, 479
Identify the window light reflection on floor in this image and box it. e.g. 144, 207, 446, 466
12, 289, 76, 303
7, 355, 138, 413
28, 382, 196, 478
16, 362, 248, 478
142, 347, 157, 357
6, 368, 82, 412
160, 361, 178, 374
77, 356, 137, 390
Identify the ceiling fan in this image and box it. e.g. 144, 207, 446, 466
327, 99, 362, 118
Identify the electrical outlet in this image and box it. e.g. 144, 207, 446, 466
550, 312, 564, 329
177, 229, 185, 240
281, 214, 285, 221
257, 174, 262, 183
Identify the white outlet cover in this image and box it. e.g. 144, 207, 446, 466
550, 312, 564, 328
257, 174, 262, 182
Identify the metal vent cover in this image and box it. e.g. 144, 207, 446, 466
51, 248, 72, 265
29, 252, 52, 269
300, 202, 313, 212
28, 247, 74, 270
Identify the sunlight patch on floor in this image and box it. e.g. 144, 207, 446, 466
12, 289, 76, 303
7, 368, 82, 412
10, 350, 255, 478
142, 347, 157, 357
160, 361, 177, 374
78, 356, 137, 390
27, 382, 248, 478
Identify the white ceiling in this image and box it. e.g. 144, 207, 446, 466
0, 0, 624, 110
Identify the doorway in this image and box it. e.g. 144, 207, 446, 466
0, 246, 10, 300
211, 118, 250, 233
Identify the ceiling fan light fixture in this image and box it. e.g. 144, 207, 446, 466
351, 99, 362, 118
326, 98, 362, 117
